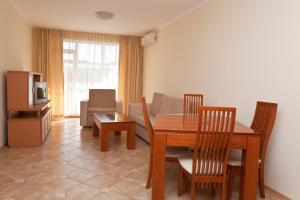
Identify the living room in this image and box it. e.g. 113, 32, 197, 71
0, 0, 299, 199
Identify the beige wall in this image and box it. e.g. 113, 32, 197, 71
0, 0, 32, 147
144, 0, 299, 198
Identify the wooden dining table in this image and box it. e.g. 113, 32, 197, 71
152, 114, 260, 200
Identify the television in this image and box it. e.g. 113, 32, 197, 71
33, 82, 48, 105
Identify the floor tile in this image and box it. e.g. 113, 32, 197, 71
0, 118, 282, 200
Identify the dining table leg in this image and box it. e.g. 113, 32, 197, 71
152, 132, 167, 200
127, 124, 136, 150
239, 135, 260, 200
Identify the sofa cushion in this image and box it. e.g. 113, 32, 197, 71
159, 96, 173, 114
159, 96, 184, 115
170, 97, 184, 114
150, 92, 165, 116
131, 113, 155, 127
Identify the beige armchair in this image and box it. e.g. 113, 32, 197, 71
80, 89, 122, 127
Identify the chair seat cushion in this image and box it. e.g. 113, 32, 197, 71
179, 156, 224, 175
228, 160, 242, 167
228, 150, 261, 167
228, 149, 242, 167
228, 158, 261, 167
166, 147, 190, 158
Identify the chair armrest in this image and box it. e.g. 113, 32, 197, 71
80, 100, 89, 126
128, 103, 151, 117
116, 100, 123, 114
80, 100, 89, 110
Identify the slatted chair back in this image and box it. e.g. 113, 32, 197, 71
192, 106, 236, 189
250, 101, 277, 159
142, 97, 154, 143
184, 94, 204, 115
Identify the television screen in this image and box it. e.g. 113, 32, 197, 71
37, 87, 46, 99
34, 82, 48, 104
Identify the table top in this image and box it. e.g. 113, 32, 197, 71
154, 114, 258, 135
94, 112, 134, 124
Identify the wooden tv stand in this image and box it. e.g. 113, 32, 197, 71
7, 71, 52, 147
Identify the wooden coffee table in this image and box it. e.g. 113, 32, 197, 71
93, 112, 136, 152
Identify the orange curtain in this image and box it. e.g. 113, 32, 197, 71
33, 28, 143, 116
32, 28, 64, 116
118, 36, 143, 115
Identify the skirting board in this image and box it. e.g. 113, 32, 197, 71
265, 185, 291, 200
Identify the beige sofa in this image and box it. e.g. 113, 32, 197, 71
128, 92, 184, 143
80, 89, 122, 127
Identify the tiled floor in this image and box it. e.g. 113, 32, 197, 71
0, 118, 282, 200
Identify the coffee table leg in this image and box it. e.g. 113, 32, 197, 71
93, 122, 99, 137
127, 124, 136, 150
100, 127, 109, 152
115, 131, 121, 136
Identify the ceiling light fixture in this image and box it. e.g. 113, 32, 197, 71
96, 11, 114, 20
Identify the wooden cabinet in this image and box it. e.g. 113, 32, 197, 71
8, 108, 51, 147
41, 109, 51, 143
7, 71, 51, 148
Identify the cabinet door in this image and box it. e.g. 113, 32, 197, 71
44, 117, 47, 140
41, 110, 52, 143
28, 74, 33, 106
48, 111, 52, 131
7, 72, 30, 109
48, 113, 51, 132
45, 115, 49, 138
41, 117, 46, 142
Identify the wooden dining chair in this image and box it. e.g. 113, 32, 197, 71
184, 94, 204, 115
178, 106, 236, 200
227, 101, 278, 199
142, 97, 190, 189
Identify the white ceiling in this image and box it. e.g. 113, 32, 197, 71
10, 0, 207, 35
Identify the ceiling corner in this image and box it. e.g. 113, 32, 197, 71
158, 0, 211, 30
9, 0, 33, 26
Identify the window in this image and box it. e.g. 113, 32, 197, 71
63, 40, 119, 115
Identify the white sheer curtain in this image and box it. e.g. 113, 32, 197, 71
63, 39, 119, 116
